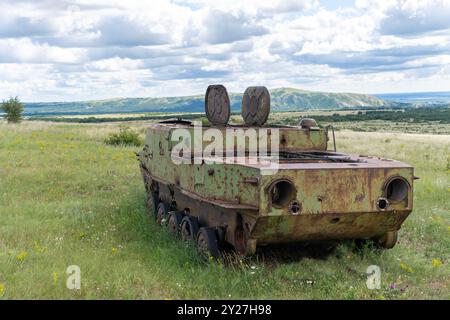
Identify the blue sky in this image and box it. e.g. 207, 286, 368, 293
0, 0, 449, 101
321, 0, 356, 10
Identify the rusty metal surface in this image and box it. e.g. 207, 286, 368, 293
205, 85, 231, 126
245, 155, 413, 170
179, 188, 259, 210
138, 114, 415, 254
144, 122, 328, 153
259, 167, 413, 215
251, 210, 411, 244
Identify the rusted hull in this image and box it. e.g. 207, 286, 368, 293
251, 210, 411, 245
138, 121, 415, 255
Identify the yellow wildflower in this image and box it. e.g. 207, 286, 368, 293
0, 283, 4, 296
52, 272, 58, 284
111, 247, 118, 254
16, 251, 28, 262
432, 259, 443, 267
400, 263, 413, 273
34, 242, 46, 253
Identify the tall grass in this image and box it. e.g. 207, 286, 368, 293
0, 121, 448, 299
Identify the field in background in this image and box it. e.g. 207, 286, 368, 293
27, 107, 450, 135
0, 120, 449, 299
269, 109, 450, 135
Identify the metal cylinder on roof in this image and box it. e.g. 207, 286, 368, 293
241, 86, 270, 126
205, 84, 231, 126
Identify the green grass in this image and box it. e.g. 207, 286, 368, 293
0, 121, 449, 299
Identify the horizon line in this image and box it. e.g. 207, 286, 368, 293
18, 89, 450, 104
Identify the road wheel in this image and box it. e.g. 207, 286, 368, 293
146, 192, 159, 220
374, 230, 398, 249
156, 202, 170, 226
167, 211, 184, 236
197, 228, 220, 259
180, 216, 200, 242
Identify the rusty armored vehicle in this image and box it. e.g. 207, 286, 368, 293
138, 85, 415, 258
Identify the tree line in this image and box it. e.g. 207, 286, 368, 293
280, 108, 450, 125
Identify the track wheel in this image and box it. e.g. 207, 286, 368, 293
180, 216, 200, 242
374, 230, 398, 249
196, 228, 220, 259
167, 211, 184, 236
146, 192, 159, 220
156, 202, 170, 226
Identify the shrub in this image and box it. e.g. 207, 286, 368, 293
1, 97, 24, 123
104, 126, 143, 147
201, 117, 210, 126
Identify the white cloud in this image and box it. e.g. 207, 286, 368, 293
0, 38, 85, 64
87, 57, 145, 72
0, 0, 449, 101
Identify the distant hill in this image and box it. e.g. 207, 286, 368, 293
23, 88, 388, 116
269, 88, 386, 110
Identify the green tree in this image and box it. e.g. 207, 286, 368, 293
1, 97, 24, 123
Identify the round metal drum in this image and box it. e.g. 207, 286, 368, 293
241, 86, 270, 126
205, 85, 231, 126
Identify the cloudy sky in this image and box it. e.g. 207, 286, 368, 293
0, 0, 449, 101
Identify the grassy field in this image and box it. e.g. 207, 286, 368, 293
0, 120, 449, 299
